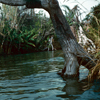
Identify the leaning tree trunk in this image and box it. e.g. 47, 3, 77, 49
0, 0, 96, 77
49, 7, 80, 76
41, 0, 96, 77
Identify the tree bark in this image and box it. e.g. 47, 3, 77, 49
42, 0, 96, 77
0, 0, 96, 77
0, 0, 26, 6
49, 4, 80, 76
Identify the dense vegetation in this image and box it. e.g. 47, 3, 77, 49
91, 4, 100, 29
0, 4, 79, 55
0, 5, 57, 55
83, 4, 100, 80
0, 3, 100, 60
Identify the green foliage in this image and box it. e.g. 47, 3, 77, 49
90, 4, 100, 29
83, 4, 100, 44
83, 4, 100, 60
62, 5, 78, 26
0, 5, 55, 55
0, 5, 35, 54
95, 51, 100, 58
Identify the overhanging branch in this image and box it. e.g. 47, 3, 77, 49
0, 0, 26, 6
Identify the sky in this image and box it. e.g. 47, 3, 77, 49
59, 0, 99, 18
35, 0, 100, 20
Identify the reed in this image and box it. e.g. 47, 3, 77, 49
0, 5, 55, 54
86, 17, 100, 80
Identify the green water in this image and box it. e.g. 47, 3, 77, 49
0, 51, 100, 100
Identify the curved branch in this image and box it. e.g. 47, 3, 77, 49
0, 0, 26, 6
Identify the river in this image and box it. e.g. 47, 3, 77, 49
0, 51, 100, 100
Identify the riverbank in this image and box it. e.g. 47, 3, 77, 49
0, 37, 62, 55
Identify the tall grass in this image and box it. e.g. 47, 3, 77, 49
0, 5, 55, 54
0, 5, 37, 54
84, 15, 100, 81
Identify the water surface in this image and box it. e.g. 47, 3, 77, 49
0, 51, 100, 100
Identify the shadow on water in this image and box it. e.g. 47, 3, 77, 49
0, 51, 100, 100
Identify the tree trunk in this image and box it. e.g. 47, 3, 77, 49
49, 7, 79, 76
43, 0, 96, 77
0, 0, 96, 77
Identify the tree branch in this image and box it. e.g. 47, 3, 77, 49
0, 0, 26, 6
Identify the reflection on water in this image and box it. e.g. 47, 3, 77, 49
0, 51, 100, 100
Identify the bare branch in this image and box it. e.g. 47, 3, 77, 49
0, 0, 26, 6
